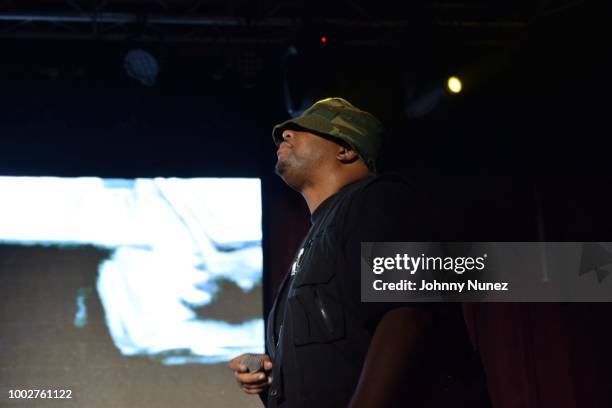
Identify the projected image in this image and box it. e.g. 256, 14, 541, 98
0, 177, 264, 365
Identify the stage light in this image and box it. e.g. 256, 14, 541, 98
447, 76, 462, 94
320, 36, 327, 44
124, 49, 159, 86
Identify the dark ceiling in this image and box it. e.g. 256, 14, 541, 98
0, 0, 607, 185
0, 0, 575, 46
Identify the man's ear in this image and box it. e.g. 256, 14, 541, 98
336, 145, 359, 164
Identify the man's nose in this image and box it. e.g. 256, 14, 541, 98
282, 130, 294, 141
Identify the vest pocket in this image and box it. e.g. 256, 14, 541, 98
287, 229, 345, 345
289, 284, 345, 345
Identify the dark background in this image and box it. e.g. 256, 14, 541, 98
0, 0, 611, 407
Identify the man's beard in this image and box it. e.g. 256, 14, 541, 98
275, 154, 297, 178
274, 156, 305, 191
274, 159, 287, 177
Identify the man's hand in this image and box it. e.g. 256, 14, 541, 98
229, 353, 273, 395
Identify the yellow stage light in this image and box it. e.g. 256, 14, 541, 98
447, 76, 462, 94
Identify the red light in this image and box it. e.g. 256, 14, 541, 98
321, 36, 327, 44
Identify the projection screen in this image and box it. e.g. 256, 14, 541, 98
0, 176, 264, 408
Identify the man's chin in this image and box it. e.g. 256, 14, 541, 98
274, 161, 287, 177
274, 162, 303, 191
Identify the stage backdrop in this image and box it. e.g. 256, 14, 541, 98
0, 176, 264, 408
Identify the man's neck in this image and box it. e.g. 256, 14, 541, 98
300, 171, 372, 214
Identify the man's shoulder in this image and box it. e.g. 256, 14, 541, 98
335, 173, 426, 223
347, 173, 418, 205
344, 173, 413, 197
339, 173, 435, 241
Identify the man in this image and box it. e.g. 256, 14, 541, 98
229, 98, 490, 407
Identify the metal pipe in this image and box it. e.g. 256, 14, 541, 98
0, 12, 419, 28
0, 13, 300, 27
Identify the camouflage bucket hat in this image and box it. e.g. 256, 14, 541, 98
272, 97, 384, 172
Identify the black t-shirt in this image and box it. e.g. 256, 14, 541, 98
265, 174, 488, 408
